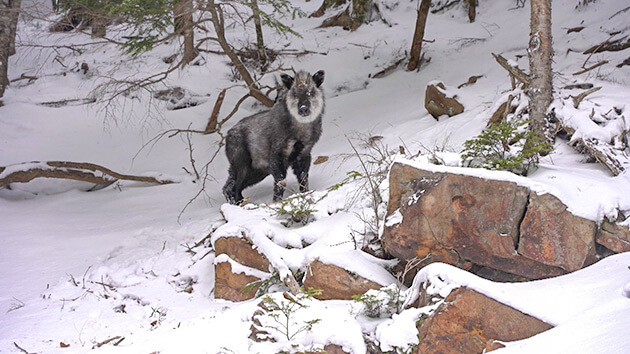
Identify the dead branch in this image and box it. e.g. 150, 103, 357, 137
206, 89, 226, 132
492, 53, 530, 87
282, 273, 301, 296
93, 336, 125, 349
570, 138, 625, 176
193, 233, 213, 248
574, 60, 609, 76
13, 342, 34, 354
566, 26, 584, 34
0, 161, 174, 189
618, 57, 630, 68
609, 5, 630, 20
563, 83, 593, 90
583, 36, 630, 54
39, 98, 97, 107
371, 57, 405, 79
571, 86, 602, 108
10, 73, 38, 83
207, 0, 274, 107
185, 128, 201, 180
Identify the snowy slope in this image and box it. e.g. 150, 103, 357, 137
1, 0, 630, 353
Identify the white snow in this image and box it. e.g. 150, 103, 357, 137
2, 0, 630, 353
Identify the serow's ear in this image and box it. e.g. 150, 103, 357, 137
281, 74, 294, 89
312, 70, 325, 88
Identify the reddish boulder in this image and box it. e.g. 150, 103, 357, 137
214, 236, 270, 272
214, 260, 266, 301
302, 260, 383, 300
382, 163, 565, 279
415, 287, 552, 354
596, 220, 630, 253
214, 236, 271, 301
518, 192, 597, 272
425, 82, 465, 119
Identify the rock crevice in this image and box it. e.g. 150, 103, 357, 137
383, 162, 624, 280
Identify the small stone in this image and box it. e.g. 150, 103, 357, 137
424, 82, 465, 119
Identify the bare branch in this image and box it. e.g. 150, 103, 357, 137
573, 61, 608, 76
571, 86, 602, 108
492, 53, 531, 87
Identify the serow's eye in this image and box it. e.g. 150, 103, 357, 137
307, 90, 313, 97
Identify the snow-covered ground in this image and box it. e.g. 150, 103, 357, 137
1, 0, 629, 353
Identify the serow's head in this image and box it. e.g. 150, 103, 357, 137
282, 70, 325, 123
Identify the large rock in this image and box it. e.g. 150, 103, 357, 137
415, 287, 553, 354
214, 236, 270, 272
596, 220, 630, 253
382, 163, 565, 279
518, 192, 597, 272
424, 82, 465, 119
214, 236, 271, 301
302, 260, 383, 300
214, 260, 266, 301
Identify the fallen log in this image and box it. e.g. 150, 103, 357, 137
0, 161, 174, 189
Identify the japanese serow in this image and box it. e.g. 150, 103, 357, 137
223, 70, 325, 204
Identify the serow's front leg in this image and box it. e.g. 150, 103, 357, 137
271, 159, 288, 202
292, 153, 311, 193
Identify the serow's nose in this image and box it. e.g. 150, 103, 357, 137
298, 105, 309, 116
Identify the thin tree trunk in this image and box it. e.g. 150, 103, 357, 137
1, 1, 19, 99
527, 0, 553, 143
8, 0, 19, 55
251, 0, 267, 71
407, 0, 431, 71
206, 0, 273, 107
468, 0, 476, 23
175, 0, 196, 66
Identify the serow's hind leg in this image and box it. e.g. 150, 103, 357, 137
222, 168, 240, 204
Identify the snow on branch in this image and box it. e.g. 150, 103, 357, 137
0, 161, 174, 189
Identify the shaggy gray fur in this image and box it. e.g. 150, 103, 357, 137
223, 70, 325, 204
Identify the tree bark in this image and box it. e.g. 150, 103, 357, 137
468, 0, 476, 23
311, 0, 346, 18
8, 0, 19, 55
407, 0, 431, 71
527, 0, 553, 143
250, 0, 267, 71
319, 0, 371, 31
1, 0, 20, 99
175, 0, 196, 66
206, 0, 273, 107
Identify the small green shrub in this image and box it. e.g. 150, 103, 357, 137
268, 192, 324, 226
352, 284, 405, 318
255, 288, 322, 341
461, 118, 552, 176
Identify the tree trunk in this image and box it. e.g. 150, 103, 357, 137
250, 0, 267, 71
407, 0, 431, 71
91, 16, 107, 38
8, 0, 19, 55
311, 0, 346, 18
1, 0, 20, 99
527, 0, 553, 144
206, 0, 273, 107
174, 0, 196, 66
319, 0, 372, 31
468, 0, 476, 23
